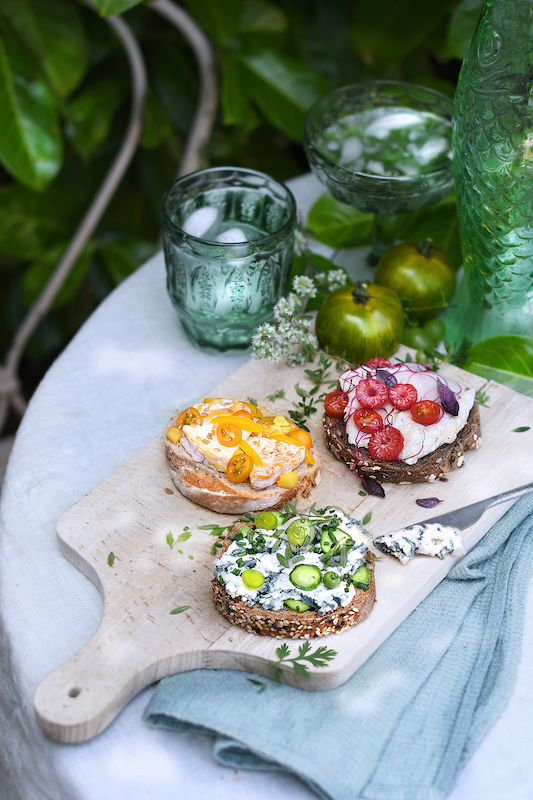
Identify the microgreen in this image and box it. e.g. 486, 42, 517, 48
266, 389, 286, 401
166, 532, 175, 549
474, 388, 491, 407
270, 641, 338, 683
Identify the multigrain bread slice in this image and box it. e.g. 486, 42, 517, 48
212, 514, 376, 639
324, 403, 481, 484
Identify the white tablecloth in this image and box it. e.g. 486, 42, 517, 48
1, 174, 532, 800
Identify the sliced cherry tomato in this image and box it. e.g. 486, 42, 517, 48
324, 390, 348, 419
368, 425, 404, 460
388, 383, 418, 410
233, 409, 253, 420
225, 452, 253, 483
288, 428, 313, 449
353, 408, 383, 433
216, 424, 242, 447
410, 400, 443, 426
176, 406, 202, 428
365, 357, 392, 369
355, 378, 389, 409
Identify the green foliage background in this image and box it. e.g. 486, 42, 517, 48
0, 0, 483, 383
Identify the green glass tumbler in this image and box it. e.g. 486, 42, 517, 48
162, 167, 297, 354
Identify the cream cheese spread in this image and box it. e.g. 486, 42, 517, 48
214, 507, 372, 615
340, 362, 475, 464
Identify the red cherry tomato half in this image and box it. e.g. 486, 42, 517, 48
233, 409, 254, 420
410, 400, 443, 426
216, 424, 243, 447
368, 425, 404, 460
365, 357, 392, 369
355, 378, 389, 409
226, 452, 253, 482
388, 383, 418, 410
324, 390, 348, 419
353, 408, 383, 433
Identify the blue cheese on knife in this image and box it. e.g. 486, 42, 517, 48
373, 522, 462, 564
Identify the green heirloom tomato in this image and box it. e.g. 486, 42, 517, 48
315, 281, 404, 363
375, 240, 456, 323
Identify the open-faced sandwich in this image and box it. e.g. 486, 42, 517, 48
212, 505, 375, 638
323, 357, 481, 492
165, 398, 322, 513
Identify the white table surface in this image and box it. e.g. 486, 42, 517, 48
1, 174, 533, 800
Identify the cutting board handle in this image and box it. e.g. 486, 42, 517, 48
33, 619, 156, 743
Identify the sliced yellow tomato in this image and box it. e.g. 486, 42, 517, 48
238, 439, 264, 466
176, 407, 202, 428
226, 452, 253, 483
288, 428, 313, 449
209, 415, 262, 433
240, 401, 263, 418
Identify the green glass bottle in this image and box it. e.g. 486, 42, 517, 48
446, 0, 533, 346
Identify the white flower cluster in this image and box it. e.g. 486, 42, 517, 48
252, 270, 347, 366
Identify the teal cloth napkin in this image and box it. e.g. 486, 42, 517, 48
144, 495, 533, 800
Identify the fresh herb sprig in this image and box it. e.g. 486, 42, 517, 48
289, 354, 336, 429
198, 522, 233, 555
270, 641, 338, 683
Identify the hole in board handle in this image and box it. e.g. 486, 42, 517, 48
68, 687, 81, 698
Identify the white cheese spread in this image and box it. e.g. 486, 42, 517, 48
373, 522, 462, 564
214, 507, 372, 615
339, 362, 475, 465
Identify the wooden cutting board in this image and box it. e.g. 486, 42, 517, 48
33, 349, 533, 743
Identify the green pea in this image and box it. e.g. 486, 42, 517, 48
323, 571, 341, 589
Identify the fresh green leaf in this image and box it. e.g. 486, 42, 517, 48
181, 0, 244, 47
166, 532, 175, 549
65, 77, 127, 159
238, 50, 331, 142
90, 0, 144, 16
444, 0, 483, 60
107, 552, 115, 566
170, 605, 191, 614
512, 427, 530, 433
21, 241, 94, 310
178, 531, 192, 542
362, 511, 372, 526
0, 184, 71, 259
306, 193, 373, 249
462, 336, 533, 397
0, 35, 62, 189
0, 0, 89, 97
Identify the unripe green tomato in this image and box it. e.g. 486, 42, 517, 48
315, 281, 404, 363
375, 240, 456, 323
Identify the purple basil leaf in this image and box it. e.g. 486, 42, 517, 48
416, 497, 443, 508
437, 380, 459, 416
358, 472, 385, 498
375, 369, 397, 388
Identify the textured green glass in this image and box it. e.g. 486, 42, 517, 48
162, 167, 296, 353
447, 0, 533, 344
303, 81, 454, 262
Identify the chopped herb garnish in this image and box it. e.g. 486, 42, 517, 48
166, 532, 175, 549
170, 605, 190, 615
269, 641, 337, 683
362, 511, 372, 526
107, 552, 115, 566
277, 553, 289, 568
178, 531, 192, 542
247, 678, 267, 693
512, 426, 530, 433
266, 389, 286, 402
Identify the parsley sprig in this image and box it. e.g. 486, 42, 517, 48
270, 641, 338, 683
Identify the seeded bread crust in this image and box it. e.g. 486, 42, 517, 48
324, 402, 481, 484
212, 520, 376, 639
166, 411, 322, 514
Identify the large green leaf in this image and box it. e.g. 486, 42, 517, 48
180, 0, 244, 47
462, 335, 533, 397
0, 184, 72, 259
391, 193, 461, 267
65, 76, 128, 159
221, 52, 260, 129
238, 50, 331, 141
90, 0, 144, 16
306, 193, 373, 249
100, 238, 158, 285
444, 0, 483, 60
21, 241, 95, 309
0, 0, 89, 97
350, 0, 454, 68
0, 35, 62, 189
